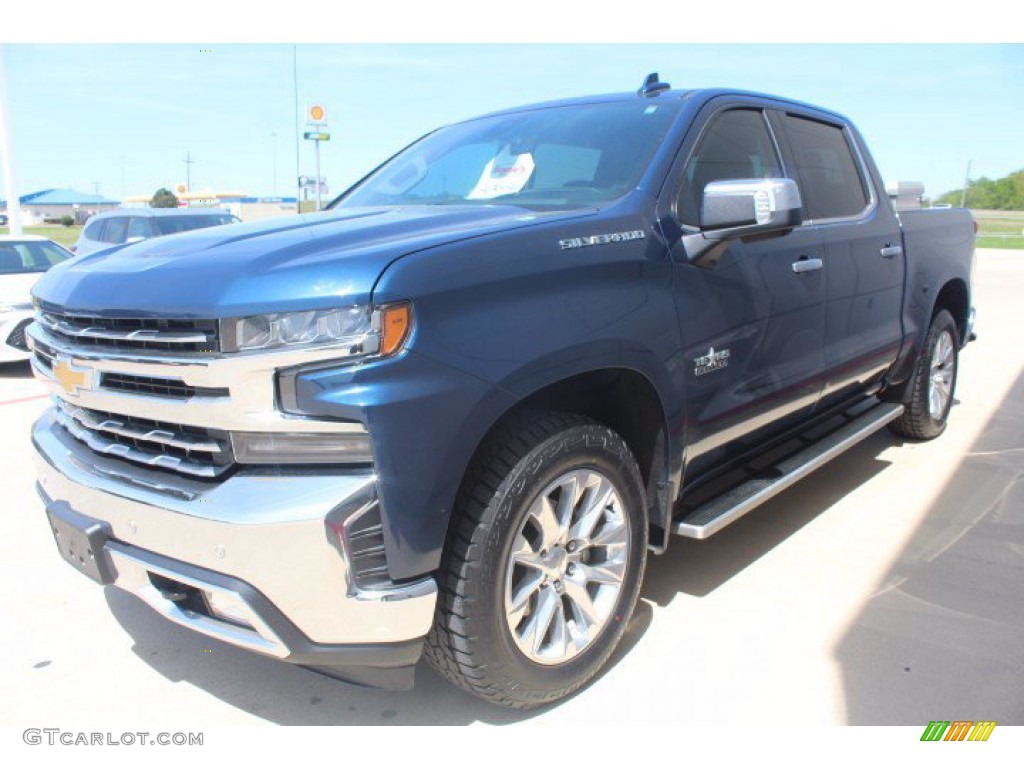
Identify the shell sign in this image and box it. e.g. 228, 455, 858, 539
307, 104, 326, 124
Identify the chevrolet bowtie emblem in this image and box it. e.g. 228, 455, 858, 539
53, 358, 92, 396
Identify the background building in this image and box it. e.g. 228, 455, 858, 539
0, 188, 120, 224
122, 188, 298, 221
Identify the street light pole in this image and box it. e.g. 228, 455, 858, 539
183, 152, 194, 192
293, 45, 301, 212
0, 45, 24, 236
314, 137, 322, 212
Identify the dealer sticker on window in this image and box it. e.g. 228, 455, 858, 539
467, 149, 535, 199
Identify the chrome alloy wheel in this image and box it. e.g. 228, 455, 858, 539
503, 469, 631, 665
928, 329, 956, 420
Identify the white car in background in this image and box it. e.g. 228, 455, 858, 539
0, 235, 73, 362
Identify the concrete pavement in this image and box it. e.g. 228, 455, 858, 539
1, 249, 1021, 726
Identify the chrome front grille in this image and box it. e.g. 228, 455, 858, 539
36, 311, 219, 354
100, 373, 230, 400
54, 398, 233, 479
27, 309, 371, 486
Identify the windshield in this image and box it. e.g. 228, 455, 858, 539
334, 101, 681, 210
0, 241, 72, 275
155, 215, 238, 235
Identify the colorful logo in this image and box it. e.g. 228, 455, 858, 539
920, 721, 996, 741
53, 358, 92, 396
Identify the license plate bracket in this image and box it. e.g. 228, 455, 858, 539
46, 503, 116, 585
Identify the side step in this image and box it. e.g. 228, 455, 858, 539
672, 401, 904, 539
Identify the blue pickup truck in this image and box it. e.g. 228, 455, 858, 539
29, 75, 975, 709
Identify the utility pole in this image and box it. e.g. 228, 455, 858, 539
959, 160, 972, 209
93, 182, 100, 197
0, 45, 24, 235
183, 152, 195, 192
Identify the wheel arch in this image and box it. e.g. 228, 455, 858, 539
932, 277, 970, 343
448, 362, 675, 560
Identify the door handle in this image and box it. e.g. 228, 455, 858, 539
880, 244, 903, 258
791, 257, 823, 274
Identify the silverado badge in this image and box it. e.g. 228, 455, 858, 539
694, 347, 731, 377
559, 230, 646, 250
53, 358, 93, 396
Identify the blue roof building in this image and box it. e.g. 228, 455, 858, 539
1, 188, 120, 225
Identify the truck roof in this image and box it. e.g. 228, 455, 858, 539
468, 87, 853, 126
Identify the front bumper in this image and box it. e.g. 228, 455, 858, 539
33, 410, 438, 688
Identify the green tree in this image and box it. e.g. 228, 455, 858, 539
150, 188, 179, 208
936, 169, 1024, 210
60, 215, 75, 227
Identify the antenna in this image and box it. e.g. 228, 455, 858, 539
638, 72, 671, 97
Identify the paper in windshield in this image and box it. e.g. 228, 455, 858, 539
467, 149, 535, 200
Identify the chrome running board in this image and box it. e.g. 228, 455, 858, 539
672, 402, 904, 539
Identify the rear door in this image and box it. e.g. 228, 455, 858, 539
771, 111, 904, 405
659, 101, 828, 476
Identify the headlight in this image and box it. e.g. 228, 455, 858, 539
220, 303, 411, 357
0, 302, 33, 314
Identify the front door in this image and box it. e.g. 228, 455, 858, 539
659, 103, 828, 478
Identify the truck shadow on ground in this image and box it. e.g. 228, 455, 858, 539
105, 429, 897, 724
642, 430, 896, 606
834, 368, 1024, 724
105, 578, 654, 725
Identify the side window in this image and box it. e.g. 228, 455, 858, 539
103, 217, 128, 244
678, 109, 782, 226
83, 219, 104, 240
780, 114, 869, 220
127, 217, 151, 239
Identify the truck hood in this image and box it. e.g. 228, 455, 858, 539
33, 205, 593, 318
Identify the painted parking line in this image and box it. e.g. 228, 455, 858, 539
0, 393, 49, 406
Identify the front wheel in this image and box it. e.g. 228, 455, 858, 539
890, 309, 960, 440
425, 412, 647, 709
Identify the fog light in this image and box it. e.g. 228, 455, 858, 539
230, 431, 374, 465
203, 589, 254, 627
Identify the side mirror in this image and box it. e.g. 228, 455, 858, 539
682, 178, 803, 268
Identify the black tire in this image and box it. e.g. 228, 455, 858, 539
424, 411, 648, 709
890, 309, 960, 440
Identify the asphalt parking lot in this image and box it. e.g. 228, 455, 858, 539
1, 249, 1021, 727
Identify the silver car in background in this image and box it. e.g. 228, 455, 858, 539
72, 208, 240, 256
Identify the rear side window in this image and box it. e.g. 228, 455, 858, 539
678, 109, 783, 226
102, 217, 129, 244
780, 115, 869, 220
127, 217, 152, 239
154, 215, 235, 235
82, 219, 104, 240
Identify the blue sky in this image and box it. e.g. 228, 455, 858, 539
3, 44, 1022, 202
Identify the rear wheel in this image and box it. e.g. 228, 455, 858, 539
425, 412, 647, 709
890, 309, 960, 440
